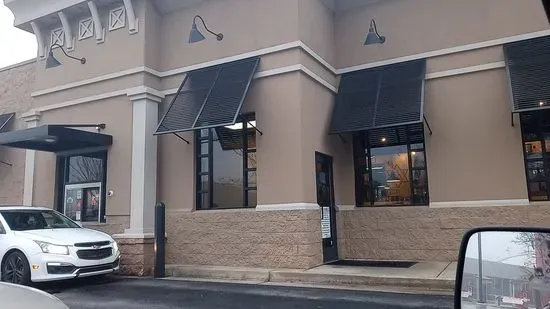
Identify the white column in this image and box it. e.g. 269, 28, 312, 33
124, 87, 164, 237
22, 112, 40, 206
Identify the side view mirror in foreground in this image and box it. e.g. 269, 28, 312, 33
456, 228, 550, 309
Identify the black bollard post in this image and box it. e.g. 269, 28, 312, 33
154, 202, 166, 278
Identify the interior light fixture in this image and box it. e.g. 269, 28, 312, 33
364, 19, 386, 45
380, 137, 387, 142
189, 15, 224, 43
45, 44, 86, 69
540, 101, 545, 106
411, 151, 416, 156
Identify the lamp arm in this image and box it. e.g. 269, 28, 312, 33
371, 19, 382, 37
193, 15, 223, 39
50, 43, 86, 64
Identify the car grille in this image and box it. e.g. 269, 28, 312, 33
76, 248, 113, 260
77, 259, 119, 275
74, 241, 111, 248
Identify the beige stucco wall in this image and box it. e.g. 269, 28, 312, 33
159, 0, 300, 71
335, 0, 549, 68
299, 74, 354, 206
158, 72, 307, 210
33, 0, 148, 93
424, 68, 527, 202
0, 61, 35, 205
33, 96, 132, 231
298, 0, 335, 66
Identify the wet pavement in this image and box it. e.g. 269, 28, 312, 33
34, 275, 454, 309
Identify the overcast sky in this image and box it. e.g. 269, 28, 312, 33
0, 2, 36, 68
466, 231, 534, 267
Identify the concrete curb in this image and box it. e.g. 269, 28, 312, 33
166, 264, 455, 294
166, 265, 272, 282
269, 270, 454, 292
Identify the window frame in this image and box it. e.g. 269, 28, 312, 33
520, 111, 550, 201
353, 124, 429, 207
55, 150, 108, 222
195, 113, 257, 210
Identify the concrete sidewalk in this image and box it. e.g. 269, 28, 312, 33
165, 262, 456, 295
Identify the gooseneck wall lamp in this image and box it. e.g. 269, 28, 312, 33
45, 44, 87, 69
188, 15, 224, 43
364, 19, 386, 45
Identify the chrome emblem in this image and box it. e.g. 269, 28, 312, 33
92, 245, 101, 249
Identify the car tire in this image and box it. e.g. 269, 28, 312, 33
1, 251, 31, 286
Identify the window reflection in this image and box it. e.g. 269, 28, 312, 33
521, 111, 550, 201
195, 115, 257, 209
68, 156, 103, 184
371, 146, 411, 206
353, 124, 429, 207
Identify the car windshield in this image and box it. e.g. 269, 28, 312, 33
0, 210, 80, 231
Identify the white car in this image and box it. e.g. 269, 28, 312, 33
1, 282, 69, 309
0, 206, 120, 285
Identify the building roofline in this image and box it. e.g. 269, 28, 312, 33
0, 58, 36, 73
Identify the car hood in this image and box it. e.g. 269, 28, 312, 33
0, 282, 69, 309
14, 228, 112, 246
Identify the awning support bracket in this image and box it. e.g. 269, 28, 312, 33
247, 121, 263, 136
0, 160, 12, 167
173, 133, 190, 144
423, 114, 433, 135
338, 134, 347, 144
511, 112, 515, 127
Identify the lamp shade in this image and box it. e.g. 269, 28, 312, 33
45, 50, 62, 69
364, 31, 386, 45
188, 22, 206, 43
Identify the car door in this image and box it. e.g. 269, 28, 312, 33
0, 217, 9, 275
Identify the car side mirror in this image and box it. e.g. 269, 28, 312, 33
456, 228, 550, 309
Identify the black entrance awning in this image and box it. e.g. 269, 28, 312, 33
504, 35, 550, 113
155, 56, 260, 135
0, 125, 113, 152
330, 59, 426, 134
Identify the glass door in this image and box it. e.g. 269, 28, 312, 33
64, 182, 102, 222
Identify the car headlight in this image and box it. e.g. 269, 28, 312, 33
111, 240, 119, 253
34, 241, 69, 255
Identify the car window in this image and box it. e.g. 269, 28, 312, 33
0, 210, 80, 231
0, 221, 5, 234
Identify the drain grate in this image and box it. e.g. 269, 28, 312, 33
327, 260, 417, 268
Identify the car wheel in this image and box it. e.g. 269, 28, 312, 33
1, 251, 31, 285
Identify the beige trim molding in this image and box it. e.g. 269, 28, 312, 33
425, 61, 505, 80
338, 29, 550, 74
163, 64, 337, 95
429, 199, 530, 208
0, 58, 36, 72
336, 205, 356, 211
256, 203, 320, 211
32, 28, 550, 98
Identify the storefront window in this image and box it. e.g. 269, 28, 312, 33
195, 114, 257, 209
521, 110, 550, 201
56, 151, 107, 222
353, 123, 429, 206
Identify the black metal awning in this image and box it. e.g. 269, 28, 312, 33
330, 59, 426, 134
504, 35, 550, 113
0, 125, 113, 153
155, 57, 260, 136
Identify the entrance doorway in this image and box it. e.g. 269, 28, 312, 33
315, 152, 338, 263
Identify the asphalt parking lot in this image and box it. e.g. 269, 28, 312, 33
32, 275, 453, 309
